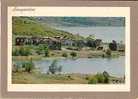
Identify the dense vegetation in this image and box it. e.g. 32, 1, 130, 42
12, 46, 32, 56
13, 59, 34, 73
36, 44, 49, 57
88, 71, 110, 84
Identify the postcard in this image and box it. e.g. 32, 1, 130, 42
7, 7, 130, 92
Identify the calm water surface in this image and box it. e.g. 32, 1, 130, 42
33, 56, 125, 77
55, 26, 125, 43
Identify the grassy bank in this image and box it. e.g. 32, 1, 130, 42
12, 49, 125, 61
12, 70, 124, 84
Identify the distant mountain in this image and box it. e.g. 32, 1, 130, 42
34, 17, 125, 27
12, 17, 84, 40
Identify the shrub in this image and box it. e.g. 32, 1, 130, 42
12, 49, 20, 56
12, 46, 32, 56
62, 53, 68, 57
88, 76, 98, 84
48, 60, 62, 74
88, 72, 110, 84
36, 45, 44, 55
95, 73, 105, 83
103, 71, 110, 77
36, 44, 49, 57
19, 47, 31, 56
109, 40, 117, 51
103, 71, 110, 83
70, 52, 77, 57
85, 76, 89, 80
22, 60, 34, 73
67, 75, 73, 80
44, 47, 49, 57
105, 49, 112, 56
12, 63, 21, 72
67, 75, 71, 79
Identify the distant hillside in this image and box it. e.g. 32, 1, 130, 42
12, 17, 84, 40
35, 17, 125, 27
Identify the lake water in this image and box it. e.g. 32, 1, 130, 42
33, 56, 125, 77
55, 26, 125, 43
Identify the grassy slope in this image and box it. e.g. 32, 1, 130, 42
12, 71, 124, 84
12, 17, 84, 40
12, 72, 88, 84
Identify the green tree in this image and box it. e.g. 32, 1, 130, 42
48, 60, 62, 74
103, 71, 110, 83
109, 40, 117, 51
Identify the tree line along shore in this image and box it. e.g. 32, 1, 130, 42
12, 35, 125, 59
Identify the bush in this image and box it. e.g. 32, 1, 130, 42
103, 71, 110, 83
36, 44, 49, 57
109, 40, 117, 51
48, 60, 62, 74
105, 49, 112, 56
12, 48, 20, 56
95, 73, 105, 83
19, 47, 31, 56
12, 46, 32, 56
70, 52, 77, 57
88, 76, 98, 84
36, 44, 44, 55
62, 53, 68, 57
22, 60, 34, 73
85, 76, 89, 80
12, 63, 21, 72
88, 72, 110, 84
44, 47, 49, 57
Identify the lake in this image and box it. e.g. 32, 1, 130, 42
33, 56, 125, 77
54, 26, 125, 43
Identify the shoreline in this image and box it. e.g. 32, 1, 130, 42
12, 71, 125, 84
12, 50, 125, 61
